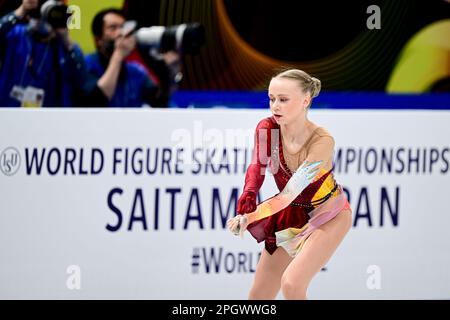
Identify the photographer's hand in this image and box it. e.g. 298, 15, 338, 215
113, 33, 136, 61
15, 0, 38, 19
162, 50, 180, 67
97, 34, 136, 101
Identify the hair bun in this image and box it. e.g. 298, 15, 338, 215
310, 77, 321, 98
273, 69, 322, 100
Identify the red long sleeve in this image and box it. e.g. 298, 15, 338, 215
242, 118, 275, 194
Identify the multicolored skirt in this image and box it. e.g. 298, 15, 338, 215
246, 185, 351, 257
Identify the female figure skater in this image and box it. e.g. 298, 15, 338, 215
227, 69, 352, 300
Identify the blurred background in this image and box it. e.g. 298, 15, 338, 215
1, 0, 449, 108
1, 0, 450, 300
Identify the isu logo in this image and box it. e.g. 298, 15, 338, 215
0, 147, 21, 176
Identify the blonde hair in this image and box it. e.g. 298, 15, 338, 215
273, 69, 321, 99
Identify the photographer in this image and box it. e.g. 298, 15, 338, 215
87, 8, 169, 108
0, 0, 88, 107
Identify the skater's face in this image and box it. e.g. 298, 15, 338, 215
268, 78, 311, 125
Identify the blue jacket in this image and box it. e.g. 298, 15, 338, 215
85, 52, 157, 108
0, 12, 86, 107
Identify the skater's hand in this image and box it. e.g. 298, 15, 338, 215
226, 215, 249, 238
237, 191, 256, 214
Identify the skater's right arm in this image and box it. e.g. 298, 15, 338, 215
237, 118, 273, 214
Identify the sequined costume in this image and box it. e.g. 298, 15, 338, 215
240, 116, 352, 256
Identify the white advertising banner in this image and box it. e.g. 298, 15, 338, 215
0, 109, 449, 299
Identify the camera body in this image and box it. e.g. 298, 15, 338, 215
26, 0, 72, 39
40, 0, 70, 29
